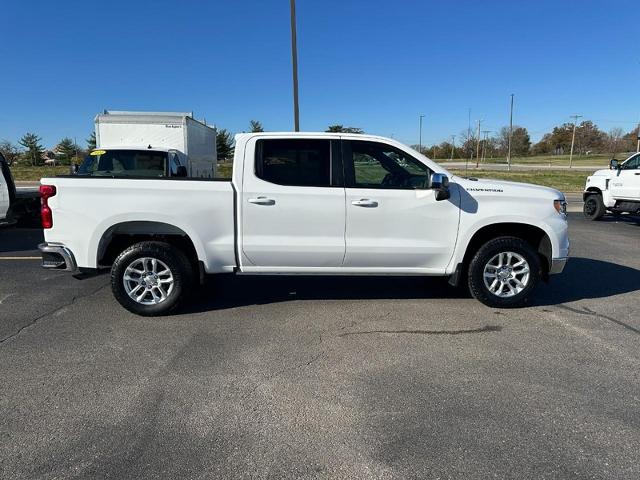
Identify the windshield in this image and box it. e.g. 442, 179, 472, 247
78, 149, 168, 177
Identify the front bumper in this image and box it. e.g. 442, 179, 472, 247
549, 257, 568, 275
38, 243, 77, 272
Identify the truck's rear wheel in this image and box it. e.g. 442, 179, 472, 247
468, 237, 541, 308
110, 241, 192, 316
583, 194, 605, 220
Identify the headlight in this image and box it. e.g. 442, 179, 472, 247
554, 199, 567, 215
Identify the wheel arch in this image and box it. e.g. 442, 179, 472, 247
97, 221, 200, 269
458, 222, 552, 279
583, 186, 602, 201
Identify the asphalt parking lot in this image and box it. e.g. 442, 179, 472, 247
1, 213, 639, 479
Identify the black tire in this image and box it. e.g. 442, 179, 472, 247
583, 194, 606, 220
110, 241, 193, 316
468, 236, 541, 308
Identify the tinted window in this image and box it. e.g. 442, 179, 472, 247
346, 141, 430, 189
622, 154, 640, 170
256, 139, 331, 187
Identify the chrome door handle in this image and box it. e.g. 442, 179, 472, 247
351, 199, 378, 207
248, 196, 275, 206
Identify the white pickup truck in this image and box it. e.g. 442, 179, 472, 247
38, 133, 569, 315
583, 152, 640, 220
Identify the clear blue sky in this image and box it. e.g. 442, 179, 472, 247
1, 0, 638, 149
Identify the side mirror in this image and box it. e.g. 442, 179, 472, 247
610, 159, 619, 170
175, 166, 187, 177
431, 173, 450, 201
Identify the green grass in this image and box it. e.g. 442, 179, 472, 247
216, 162, 233, 178
449, 169, 588, 192
438, 153, 624, 167
9, 164, 71, 181
10, 161, 587, 192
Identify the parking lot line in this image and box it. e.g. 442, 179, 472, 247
0, 256, 41, 260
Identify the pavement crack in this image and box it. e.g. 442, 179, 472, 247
557, 304, 640, 336
0, 283, 108, 345
337, 325, 502, 337
240, 333, 326, 403
0, 293, 16, 305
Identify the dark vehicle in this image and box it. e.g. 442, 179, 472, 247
0, 152, 40, 226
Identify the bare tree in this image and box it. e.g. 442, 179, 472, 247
607, 127, 624, 156
0, 140, 21, 165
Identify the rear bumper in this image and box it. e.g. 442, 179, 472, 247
38, 242, 77, 272
549, 257, 568, 275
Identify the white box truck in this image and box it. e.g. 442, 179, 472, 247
91, 111, 217, 178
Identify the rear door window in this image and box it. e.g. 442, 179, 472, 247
255, 139, 331, 187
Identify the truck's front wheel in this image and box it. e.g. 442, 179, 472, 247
583, 194, 605, 220
468, 237, 541, 308
110, 241, 192, 316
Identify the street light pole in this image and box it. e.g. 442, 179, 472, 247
289, 0, 300, 132
569, 114, 582, 168
481, 130, 491, 163
507, 94, 514, 171
475, 119, 482, 167
466, 108, 471, 173
450, 135, 456, 161
419, 114, 425, 153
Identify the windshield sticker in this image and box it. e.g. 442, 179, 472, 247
90, 150, 106, 156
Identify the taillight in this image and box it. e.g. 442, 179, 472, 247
40, 185, 56, 229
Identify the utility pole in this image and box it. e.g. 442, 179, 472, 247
507, 94, 514, 171
450, 135, 456, 161
636, 121, 640, 153
475, 119, 482, 167
289, 0, 300, 131
569, 114, 582, 168
466, 108, 471, 173
419, 114, 425, 153
73, 136, 78, 174
481, 130, 491, 163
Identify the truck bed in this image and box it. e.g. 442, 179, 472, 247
40, 177, 236, 272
